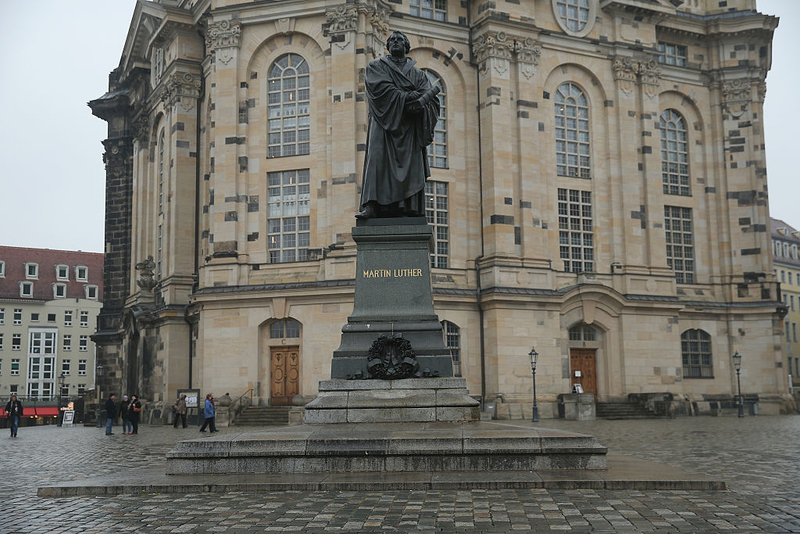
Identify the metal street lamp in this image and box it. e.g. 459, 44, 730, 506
732, 352, 744, 418
529, 347, 539, 423
57, 373, 66, 427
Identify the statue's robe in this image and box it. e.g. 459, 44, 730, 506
360, 55, 441, 215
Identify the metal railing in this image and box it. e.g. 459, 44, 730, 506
229, 388, 254, 426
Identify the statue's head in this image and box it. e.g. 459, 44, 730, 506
386, 31, 411, 55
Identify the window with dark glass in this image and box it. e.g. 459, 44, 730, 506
681, 329, 712, 378
269, 319, 301, 339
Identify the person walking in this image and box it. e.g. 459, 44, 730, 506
129, 394, 142, 435
199, 393, 217, 433
120, 395, 132, 435
5, 394, 23, 438
173, 394, 187, 429
104, 394, 117, 435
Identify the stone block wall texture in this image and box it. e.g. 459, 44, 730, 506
91, 0, 790, 413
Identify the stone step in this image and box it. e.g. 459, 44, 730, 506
596, 403, 655, 420
165, 421, 608, 475
234, 407, 292, 426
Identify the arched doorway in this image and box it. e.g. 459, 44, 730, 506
568, 324, 601, 396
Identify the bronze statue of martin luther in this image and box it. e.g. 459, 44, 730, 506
356, 31, 441, 220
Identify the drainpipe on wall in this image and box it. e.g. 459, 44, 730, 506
468, 0, 487, 406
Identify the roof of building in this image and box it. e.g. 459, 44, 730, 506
0, 246, 104, 302
771, 218, 800, 268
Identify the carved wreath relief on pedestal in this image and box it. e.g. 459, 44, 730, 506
366, 334, 420, 380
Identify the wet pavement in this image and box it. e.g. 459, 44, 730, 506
3, 415, 800, 533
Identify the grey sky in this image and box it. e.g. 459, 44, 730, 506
0, 1, 796, 253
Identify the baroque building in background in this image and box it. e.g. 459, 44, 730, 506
772, 218, 800, 393
0, 247, 103, 402
91, 0, 791, 421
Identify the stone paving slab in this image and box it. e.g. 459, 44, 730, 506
38, 454, 723, 496
4, 417, 800, 533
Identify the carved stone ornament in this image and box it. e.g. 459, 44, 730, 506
611, 56, 661, 98
514, 38, 542, 79
722, 79, 752, 103
135, 255, 157, 291
324, 4, 358, 47
473, 31, 514, 74
274, 17, 295, 36
366, 7, 391, 57
205, 20, 241, 65
366, 333, 420, 380
134, 115, 151, 144
161, 72, 202, 112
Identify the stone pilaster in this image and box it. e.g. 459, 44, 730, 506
473, 30, 517, 259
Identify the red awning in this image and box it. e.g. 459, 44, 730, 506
34, 407, 60, 417
0, 409, 6, 417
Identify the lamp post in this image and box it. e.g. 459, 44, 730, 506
57, 373, 66, 427
732, 352, 744, 418
529, 347, 539, 423
96, 363, 104, 427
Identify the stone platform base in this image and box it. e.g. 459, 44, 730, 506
303, 378, 480, 424
165, 421, 607, 475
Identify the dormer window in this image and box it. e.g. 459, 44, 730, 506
76, 266, 88, 281
56, 264, 69, 280
85, 285, 98, 300
54, 283, 67, 299
20, 281, 33, 297
26, 263, 38, 279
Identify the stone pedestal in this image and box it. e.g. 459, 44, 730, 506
559, 394, 596, 421
304, 378, 480, 424
331, 218, 453, 379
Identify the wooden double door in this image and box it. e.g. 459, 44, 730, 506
569, 348, 597, 396
270, 346, 299, 405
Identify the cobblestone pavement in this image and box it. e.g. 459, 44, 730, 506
3, 416, 800, 533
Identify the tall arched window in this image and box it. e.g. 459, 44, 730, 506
441, 320, 461, 377
268, 54, 310, 158
423, 70, 447, 169
660, 109, 690, 196
157, 128, 165, 279
681, 329, 712, 378
555, 82, 590, 178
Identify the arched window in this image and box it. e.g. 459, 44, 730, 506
158, 129, 165, 214
441, 320, 461, 377
660, 109, 690, 196
270, 318, 301, 339
157, 128, 166, 280
555, 82, 590, 178
423, 70, 447, 169
268, 54, 310, 158
681, 329, 712, 378
555, 0, 590, 33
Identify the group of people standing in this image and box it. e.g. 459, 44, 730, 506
104, 393, 141, 435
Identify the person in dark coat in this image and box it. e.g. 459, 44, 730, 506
120, 395, 132, 435
128, 394, 142, 434
199, 393, 217, 433
172, 394, 187, 429
104, 394, 117, 435
5, 394, 23, 438
356, 30, 441, 219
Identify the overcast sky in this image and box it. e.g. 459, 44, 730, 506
0, 1, 796, 253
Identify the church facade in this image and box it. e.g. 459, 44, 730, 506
91, 0, 791, 420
